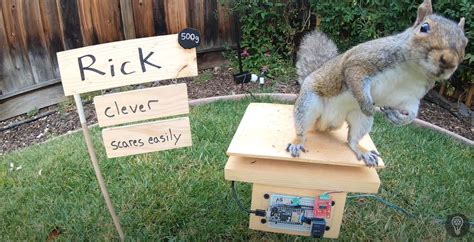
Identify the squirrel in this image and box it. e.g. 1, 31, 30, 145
287, 0, 468, 167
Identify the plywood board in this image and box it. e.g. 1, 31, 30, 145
225, 156, 380, 193
102, 117, 192, 158
57, 34, 197, 96
249, 184, 346, 238
226, 103, 385, 168
94, 84, 189, 127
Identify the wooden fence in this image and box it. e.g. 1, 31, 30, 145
0, 0, 235, 120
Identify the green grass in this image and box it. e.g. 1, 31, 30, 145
193, 70, 213, 85
1, 98, 473, 240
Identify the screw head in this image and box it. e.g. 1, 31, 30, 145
263, 194, 270, 199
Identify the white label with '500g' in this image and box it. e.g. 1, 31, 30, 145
178, 28, 201, 49
181, 33, 199, 44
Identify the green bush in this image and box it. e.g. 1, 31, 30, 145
229, 0, 312, 81
311, 0, 473, 86
230, 0, 473, 89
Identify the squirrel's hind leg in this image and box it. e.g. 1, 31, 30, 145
346, 110, 380, 167
287, 91, 322, 157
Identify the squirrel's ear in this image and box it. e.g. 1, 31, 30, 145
459, 17, 465, 31
414, 0, 433, 26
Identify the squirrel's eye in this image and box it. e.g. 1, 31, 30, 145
420, 22, 430, 33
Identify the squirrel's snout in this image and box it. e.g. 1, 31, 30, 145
438, 53, 457, 70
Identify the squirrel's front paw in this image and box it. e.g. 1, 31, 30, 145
360, 102, 376, 116
356, 150, 380, 168
349, 142, 380, 167
286, 143, 306, 157
381, 107, 414, 125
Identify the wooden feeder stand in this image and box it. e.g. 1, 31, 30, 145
224, 103, 384, 238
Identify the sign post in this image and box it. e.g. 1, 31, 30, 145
73, 94, 125, 240
57, 34, 198, 240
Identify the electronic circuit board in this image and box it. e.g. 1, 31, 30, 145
267, 194, 315, 232
314, 194, 333, 219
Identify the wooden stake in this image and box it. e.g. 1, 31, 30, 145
73, 95, 125, 241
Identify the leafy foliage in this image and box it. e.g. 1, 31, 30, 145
229, 0, 312, 81
311, 0, 473, 85
230, 0, 473, 88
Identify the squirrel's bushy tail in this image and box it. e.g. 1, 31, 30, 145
296, 30, 338, 84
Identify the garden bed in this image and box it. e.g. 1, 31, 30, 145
0, 66, 472, 155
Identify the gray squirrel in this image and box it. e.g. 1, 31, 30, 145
287, 0, 468, 166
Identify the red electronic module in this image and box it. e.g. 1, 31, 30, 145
313, 194, 332, 219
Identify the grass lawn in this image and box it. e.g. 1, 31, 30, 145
1, 98, 473, 240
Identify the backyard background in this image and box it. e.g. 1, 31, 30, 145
1, 0, 473, 240
1, 0, 473, 121
0, 0, 236, 120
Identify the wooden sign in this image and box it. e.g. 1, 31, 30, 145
102, 117, 192, 158
94, 84, 189, 127
57, 35, 197, 96
56, 32, 198, 239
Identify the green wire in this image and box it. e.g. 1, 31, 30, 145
347, 194, 413, 217
347, 194, 474, 226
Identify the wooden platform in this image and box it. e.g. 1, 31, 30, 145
226, 103, 385, 168
225, 156, 380, 193
224, 103, 384, 239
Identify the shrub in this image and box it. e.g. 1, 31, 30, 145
229, 0, 313, 81
230, 0, 473, 90
311, 0, 473, 87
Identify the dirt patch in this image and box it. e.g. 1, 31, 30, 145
46, 227, 61, 241
1, 101, 97, 155
1, 66, 471, 154
418, 100, 473, 140
159, 67, 300, 99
